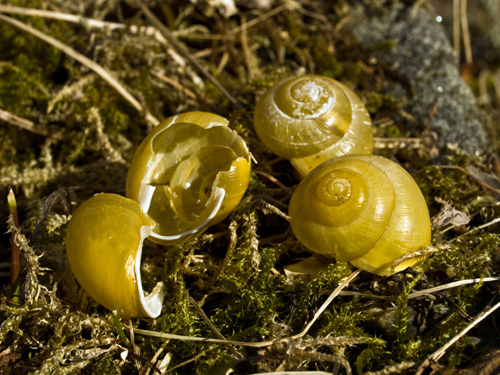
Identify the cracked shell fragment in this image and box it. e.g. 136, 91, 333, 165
66, 193, 164, 318
126, 111, 252, 245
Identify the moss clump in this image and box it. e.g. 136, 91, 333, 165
2, 1, 500, 374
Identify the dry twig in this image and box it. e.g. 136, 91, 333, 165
0, 108, 63, 140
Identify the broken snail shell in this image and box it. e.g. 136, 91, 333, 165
126, 111, 252, 245
66, 193, 164, 318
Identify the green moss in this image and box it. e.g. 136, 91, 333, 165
84, 354, 119, 375
211, 218, 286, 341
363, 91, 407, 115
392, 273, 423, 358
426, 233, 500, 278
2, 2, 500, 374
355, 345, 391, 374
312, 41, 344, 79
292, 262, 352, 326
0, 59, 48, 115
383, 124, 402, 138
414, 165, 480, 214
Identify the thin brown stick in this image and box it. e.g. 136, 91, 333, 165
460, 0, 473, 65
424, 103, 439, 133
453, 0, 460, 58
230, 4, 288, 34
150, 70, 197, 99
296, 6, 329, 22
240, 14, 254, 80
0, 13, 159, 127
216, 51, 230, 76
253, 170, 294, 196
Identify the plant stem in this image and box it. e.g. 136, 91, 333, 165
7, 187, 21, 306
112, 311, 131, 346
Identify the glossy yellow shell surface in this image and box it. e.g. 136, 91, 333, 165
126, 112, 251, 245
65, 193, 164, 318
289, 155, 431, 276
253, 74, 373, 177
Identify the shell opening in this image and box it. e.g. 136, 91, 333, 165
166, 145, 235, 222
147, 187, 226, 243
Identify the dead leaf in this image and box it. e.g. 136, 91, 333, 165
431, 198, 470, 231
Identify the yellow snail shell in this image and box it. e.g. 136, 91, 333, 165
288, 155, 431, 276
253, 74, 373, 177
126, 111, 251, 245
65, 193, 164, 318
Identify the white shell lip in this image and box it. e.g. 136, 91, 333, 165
135, 224, 165, 318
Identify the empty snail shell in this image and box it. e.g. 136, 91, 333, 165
288, 155, 431, 276
253, 74, 373, 177
254, 74, 373, 177
66, 193, 164, 318
126, 111, 252, 245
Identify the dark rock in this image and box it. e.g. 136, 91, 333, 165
348, 3, 491, 154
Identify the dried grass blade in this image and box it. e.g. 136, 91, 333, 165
408, 276, 500, 299
130, 327, 275, 348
